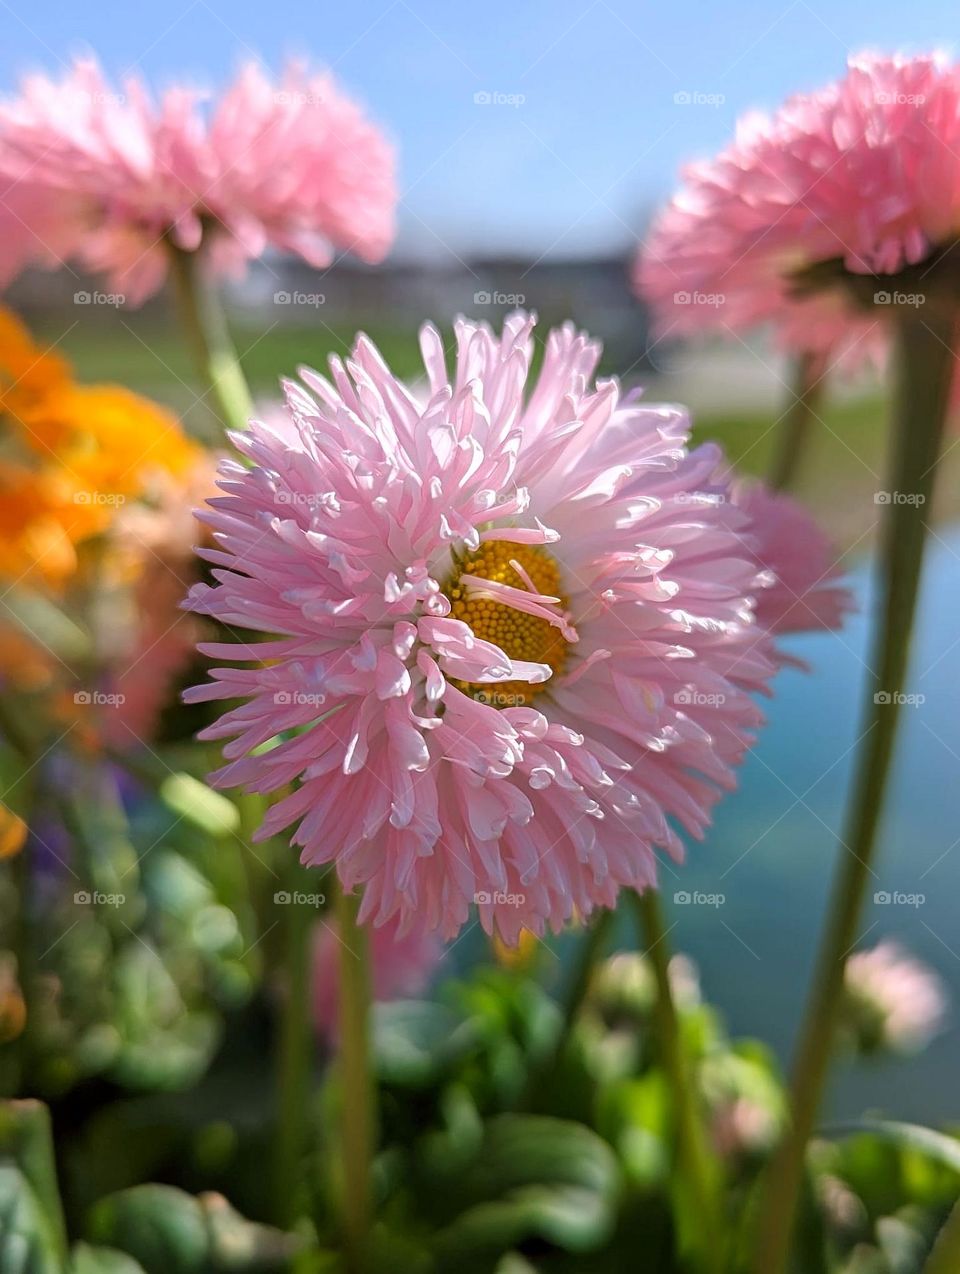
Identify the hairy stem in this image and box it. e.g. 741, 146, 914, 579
634, 891, 724, 1274
754, 310, 956, 1274
166, 242, 254, 434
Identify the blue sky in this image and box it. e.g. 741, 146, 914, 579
0, 0, 955, 259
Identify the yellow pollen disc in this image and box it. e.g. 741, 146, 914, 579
443, 540, 570, 707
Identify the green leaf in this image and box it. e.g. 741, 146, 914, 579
431, 1115, 620, 1270
372, 1001, 474, 1087
160, 774, 239, 837
0, 1100, 69, 1272
0, 1164, 67, 1274
71, 1242, 147, 1274
824, 1121, 960, 1175
86, 1185, 300, 1273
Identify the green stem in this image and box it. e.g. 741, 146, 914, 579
754, 310, 957, 1274
634, 891, 724, 1274
768, 351, 825, 492
273, 863, 314, 1228
925, 1197, 960, 1274
522, 909, 613, 1110
334, 880, 374, 1273
166, 243, 255, 434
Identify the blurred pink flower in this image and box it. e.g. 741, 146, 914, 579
735, 483, 854, 658
635, 52, 960, 365
312, 912, 442, 1040
185, 314, 845, 943
843, 940, 948, 1055
0, 59, 396, 303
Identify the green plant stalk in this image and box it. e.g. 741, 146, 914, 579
166, 242, 254, 434
634, 891, 724, 1274
273, 863, 314, 1229
754, 309, 957, 1274
925, 1196, 960, 1274
768, 350, 825, 491
522, 908, 613, 1109
334, 880, 375, 1273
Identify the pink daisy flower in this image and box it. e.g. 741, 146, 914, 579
185, 314, 846, 943
733, 483, 854, 655
312, 912, 442, 1041
634, 52, 960, 366
843, 941, 948, 1055
0, 59, 396, 304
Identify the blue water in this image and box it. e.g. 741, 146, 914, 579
671, 524, 960, 1123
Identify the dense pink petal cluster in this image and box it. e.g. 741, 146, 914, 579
312, 913, 442, 1040
186, 314, 846, 942
0, 59, 396, 303
635, 53, 960, 363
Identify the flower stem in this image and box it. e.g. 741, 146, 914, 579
273, 862, 314, 1228
754, 310, 956, 1274
166, 243, 255, 434
633, 891, 724, 1274
334, 880, 375, 1273
522, 909, 613, 1109
768, 351, 825, 491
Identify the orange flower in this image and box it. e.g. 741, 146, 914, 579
0, 804, 27, 859
0, 306, 201, 587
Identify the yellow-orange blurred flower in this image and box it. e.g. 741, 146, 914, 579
0, 306, 200, 588
0, 804, 27, 859
492, 928, 539, 970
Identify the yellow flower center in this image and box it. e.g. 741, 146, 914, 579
443, 540, 570, 707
